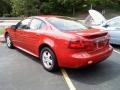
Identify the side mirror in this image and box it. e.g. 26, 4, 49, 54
104, 24, 109, 28
11, 25, 17, 30
22, 25, 30, 29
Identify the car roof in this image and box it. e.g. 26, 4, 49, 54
100, 16, 120, 26
28, 15, 67, 19
111, 16, 120, 20
105, 16, 120, 23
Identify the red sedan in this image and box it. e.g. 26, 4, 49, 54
4, 16, 113, 71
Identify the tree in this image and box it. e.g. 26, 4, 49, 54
10, 0, 42, 16
0, 0, 11, 16
10, 0, 25, 16
0, 0, 119, 17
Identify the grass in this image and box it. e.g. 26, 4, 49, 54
0, 27, 5, 35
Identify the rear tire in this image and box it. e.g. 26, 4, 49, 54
40, 47, 58, 72
5, 34, 14, 48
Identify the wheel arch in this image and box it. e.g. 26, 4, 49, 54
38, 43, 59, 66
38, 38, 56, 56
5, 32, 9, 38
38, 43, 56, 57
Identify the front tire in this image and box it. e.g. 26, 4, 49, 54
40, 47, 58, 72
5, 34, 14, 48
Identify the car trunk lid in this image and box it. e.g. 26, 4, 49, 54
68, 29, 109, 52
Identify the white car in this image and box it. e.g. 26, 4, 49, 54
84, 10, 120, 45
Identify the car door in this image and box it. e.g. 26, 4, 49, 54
103, 18, 120, 44
23, 18, 47, 55
14, 18, 32, 48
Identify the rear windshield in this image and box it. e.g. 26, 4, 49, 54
47, 17, 87, 31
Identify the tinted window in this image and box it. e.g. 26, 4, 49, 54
41, 22, 46, 28
30, 19, 42, 29
17, 19, 31, 29
47, 17, 87, 31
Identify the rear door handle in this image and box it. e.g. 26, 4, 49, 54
35, 33, 40, 36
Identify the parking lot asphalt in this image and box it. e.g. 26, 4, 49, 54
0, 43, 68, 90
0, 43, 120, 90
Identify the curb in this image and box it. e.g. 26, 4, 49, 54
0, 35, 5, 43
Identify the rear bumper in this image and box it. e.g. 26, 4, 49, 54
59, 45, 113, 68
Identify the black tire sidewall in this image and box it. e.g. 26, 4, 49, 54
40, 47, 58, 72
6, 34, 14, 48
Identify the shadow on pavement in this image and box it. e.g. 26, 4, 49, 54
65, 60, 120, 85
111, 44, 120, 49
16, 48, 61, 75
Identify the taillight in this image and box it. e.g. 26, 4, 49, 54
107, 34, 110, 44
69, 38, 84, 49
107, 34, 110, 40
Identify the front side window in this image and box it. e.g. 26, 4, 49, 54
47, 17, 87, 31
17, 19, 31, 29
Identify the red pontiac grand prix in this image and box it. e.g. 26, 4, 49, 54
4, 16, 113, 71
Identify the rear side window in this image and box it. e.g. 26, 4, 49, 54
30, 19, 46, 30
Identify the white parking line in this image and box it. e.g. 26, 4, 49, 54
113, 49, 120, 54
61, 68, 76, 90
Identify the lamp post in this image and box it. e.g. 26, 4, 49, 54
90, 0, 93, 9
